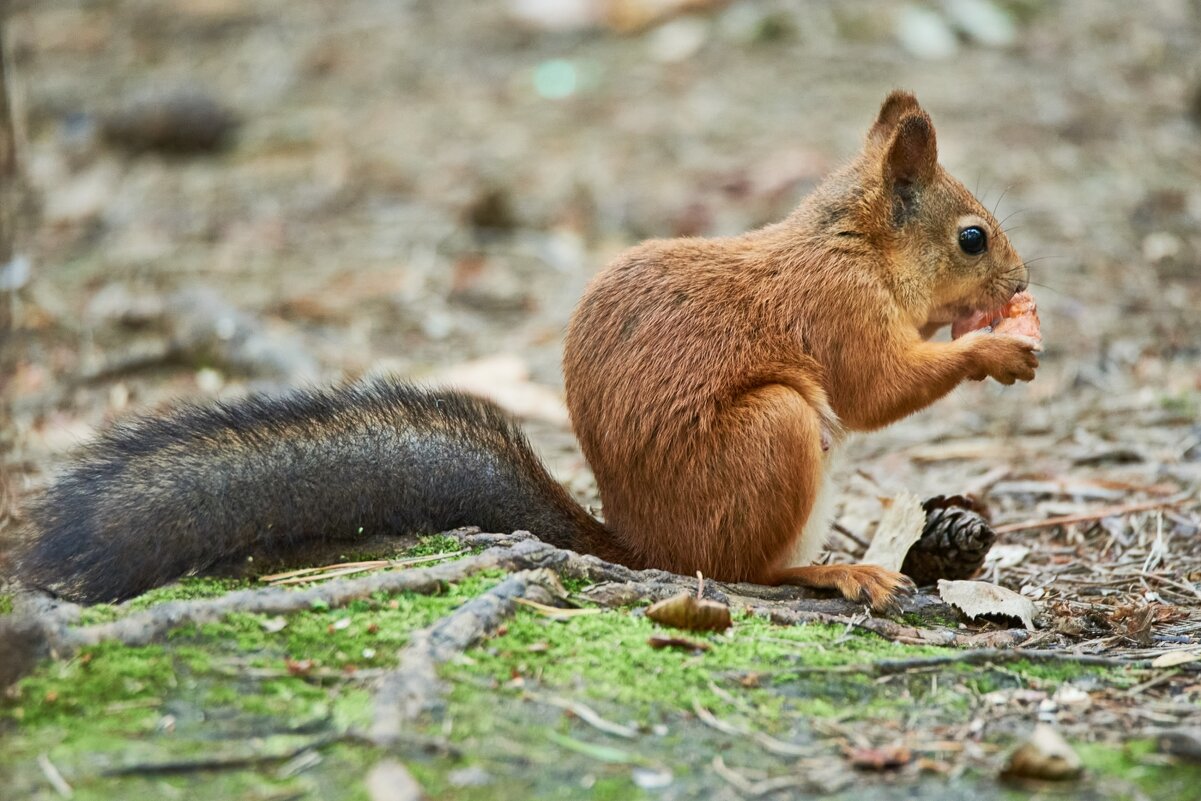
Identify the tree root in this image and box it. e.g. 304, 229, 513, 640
367, 567, 565, 746
1, 528, 1006, 693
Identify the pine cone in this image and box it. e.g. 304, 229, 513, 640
901, 495, 997, 586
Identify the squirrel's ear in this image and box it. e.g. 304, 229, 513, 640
867, 90, 922, 146
883, 111, 937, 192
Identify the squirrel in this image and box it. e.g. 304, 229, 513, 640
6, 90, 1037, 612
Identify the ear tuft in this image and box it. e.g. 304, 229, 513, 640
884, 111, 937, 190
867, 90, 923, 146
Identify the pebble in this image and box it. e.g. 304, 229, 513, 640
895, 5, 959, 60
943, 0, 1017, 47
647, 17, 709, 63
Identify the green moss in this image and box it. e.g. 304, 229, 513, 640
0, 592, 13, 615
441, 607, 954, 727
1078, 740, 1201, 801
405, 534, 464, 557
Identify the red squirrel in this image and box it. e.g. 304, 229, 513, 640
7, 91, 1037, 611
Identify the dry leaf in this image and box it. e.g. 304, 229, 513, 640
985, 544, 1031, 569
647, 635, 711, 652
845, 744, 912, 771
646, 592, 732, 633
863, 491, 926, 572
1151, 650, 1201, 668
938, 579, 1038, 630
1001, 725, 1083, 781
514, 597, 605, 619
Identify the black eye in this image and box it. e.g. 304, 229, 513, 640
958, 226, 987, 255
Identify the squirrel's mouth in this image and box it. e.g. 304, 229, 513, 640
925, 300, 1004, 334
930, 284, 1023, 339
949, 306, 1006, 339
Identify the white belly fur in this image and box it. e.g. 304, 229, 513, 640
786, 443, 844, 567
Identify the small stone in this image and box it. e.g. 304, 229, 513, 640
448, 766, 492, 788
647, 17, 708, 63
632, 767, 673, 789
1142, 231, 1182, 262
895, 6, 959, 60
942, 0, 1016, 47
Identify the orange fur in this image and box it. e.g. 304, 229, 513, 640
563, 91, 1037, 611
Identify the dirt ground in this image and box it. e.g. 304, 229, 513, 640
2, 1, 1201, 799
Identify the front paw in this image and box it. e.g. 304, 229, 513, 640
968, 333, 1040, 385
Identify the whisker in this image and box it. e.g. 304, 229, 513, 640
1023, 280, 1064, 296
1021, 256, 1062, 269
997, 209, 1025, 228
992, 185, 1013, 218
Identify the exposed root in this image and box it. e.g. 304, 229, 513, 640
1, 528, 1004, 692
367, 568, 566, 746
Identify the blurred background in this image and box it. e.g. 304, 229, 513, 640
1, 0, 1199, 530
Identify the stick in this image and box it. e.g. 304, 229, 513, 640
535, 694, 639, 739
781, 648, 1155, 675
101, 734, 340, 776
37, 754, 73, 798
994, 497, 1191, 535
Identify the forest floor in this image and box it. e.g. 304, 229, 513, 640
2, 1, 1201, 799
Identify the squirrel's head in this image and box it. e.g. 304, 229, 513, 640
848, 91, 1027, 330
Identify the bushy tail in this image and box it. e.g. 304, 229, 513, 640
10, 380, 606, 603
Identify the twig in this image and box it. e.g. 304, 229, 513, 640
994, 497, 1191, 535
711, 756, 810, 797
263, 550, 465, 586
832, 522, 870, 551
101, 734, 341, 776
692, 699, 813, 757
534, 694, 639, 739
823, 648, 1153, 675
37, 754, 73, 798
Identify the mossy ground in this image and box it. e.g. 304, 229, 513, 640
3, 543, 1197, 800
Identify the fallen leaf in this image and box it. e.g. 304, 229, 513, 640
285, 659, 315, 676
428, 354, 569, 425
845, 744, 912, 771
647, 635, 711, 652
863, 491, 926, 572
938, 579, 1038, 630
1151, 650, 1201, 669
1001, 724, 1083, 781
514, 597, 605, 619
646, 592, 732, 633
985, 544, 1031, 569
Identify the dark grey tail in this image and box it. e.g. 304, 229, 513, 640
11, 381, 605, 604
